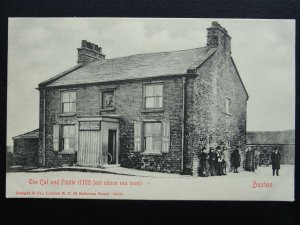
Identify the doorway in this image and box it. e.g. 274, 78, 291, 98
78, 130, 101, 166
108, 130, 117, 164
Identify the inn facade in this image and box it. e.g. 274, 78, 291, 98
37, 22, 248, 175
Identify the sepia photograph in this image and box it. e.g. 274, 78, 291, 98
6, 18, 295, 200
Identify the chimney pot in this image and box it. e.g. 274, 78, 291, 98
212, 21, 220, 27
82, 40, 87, 48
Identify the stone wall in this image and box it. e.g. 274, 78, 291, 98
39, 77, 191, 173
14, 138, 39, 167
190, 30, 248, 175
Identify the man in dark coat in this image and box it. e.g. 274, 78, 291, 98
270, 147, 281, 176
215, 146, 223, 176
231, 146, 241, 173
208, 147, 216, 176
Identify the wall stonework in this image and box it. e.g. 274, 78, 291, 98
40, 77, 192, 173
116, 77, 194, 174
38, 90, 45, 167
190, 32, 247, 175
14, 138, 39, 167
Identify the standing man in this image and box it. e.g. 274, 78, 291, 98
270, 147, 281, 176
231, 146, 241, 173
215, 146, 223, 176
208, 147, 216, 176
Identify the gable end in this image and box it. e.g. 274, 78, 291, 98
38, 64, 83, 89
230, 57, 249, 100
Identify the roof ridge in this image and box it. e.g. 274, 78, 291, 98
105, 46, 207, 61
45, 46, 213, 87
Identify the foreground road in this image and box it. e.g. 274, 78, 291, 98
6, 165, 294, 201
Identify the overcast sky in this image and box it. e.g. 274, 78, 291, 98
7, 18, 295, 145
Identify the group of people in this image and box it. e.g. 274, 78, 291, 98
198, 145, 242, 177
198, 144, 282, 177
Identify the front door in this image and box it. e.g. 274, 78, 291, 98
77, 121, 101, 166
108, 130, 116, 164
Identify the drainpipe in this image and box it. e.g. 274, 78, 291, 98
181, 77, 186, 173
43, 90, 46, 167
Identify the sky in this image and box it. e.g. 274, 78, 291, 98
7, 18, 295, 145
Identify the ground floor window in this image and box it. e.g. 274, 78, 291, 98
61, 125, 75, 151
134, 121, 170, 154
144, 122, 162, 153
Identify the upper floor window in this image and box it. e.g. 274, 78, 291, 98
61, 91, 76, 113
144, 84, 163, 109
225, 98, 231, 115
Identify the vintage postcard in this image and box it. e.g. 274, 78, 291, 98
6, 18, 295, 201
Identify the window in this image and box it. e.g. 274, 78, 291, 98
53, 124, 78, 153
102, 91, 115, 109
225, 98, 231, 114
61, 91, 76, 113
144, 84, 163, 109
144, 122, 162, 153
61, 125, 75, 151
134, 121, 170, 154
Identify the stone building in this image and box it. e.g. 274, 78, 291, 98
247, 130, 295, 165
12, 129, 39, 168
37, 22, 248, 175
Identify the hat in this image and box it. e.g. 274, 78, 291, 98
211, 143, 217, 148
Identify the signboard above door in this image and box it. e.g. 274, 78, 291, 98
79, 121, 101, 131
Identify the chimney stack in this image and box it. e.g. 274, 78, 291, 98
206, 22, 231, 55
77, 40, 105, 65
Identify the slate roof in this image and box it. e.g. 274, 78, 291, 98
46, 47, 217, 87
13, 129, 39, 139
247, 130, 295, 145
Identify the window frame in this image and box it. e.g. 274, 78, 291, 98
143, 82, 164, 110
60, 124, 76, 153
225, 97, 231, 115
61, 90, 77, 114
143, 121, 162, 154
